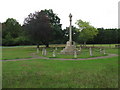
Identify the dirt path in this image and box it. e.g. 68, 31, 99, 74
1, 54, 118, 61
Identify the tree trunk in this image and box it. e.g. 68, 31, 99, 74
46, 43, 49, 48
36, 44, 39, 53
109, 44, 111, 48
93, 44, 94, 47
84, 42, 86, 46
37, 44, 39, 49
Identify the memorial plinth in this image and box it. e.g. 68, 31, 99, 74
61, 41, 77, 55
61, 13, 77, 55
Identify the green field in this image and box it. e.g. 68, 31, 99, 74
2, 45, 119, 88
3, 57, 118, 88
2, 46, 118, 60
38, 47, 118, 59
2, 47, 34, 60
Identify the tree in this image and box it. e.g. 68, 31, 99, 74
93, 28, 105, 44
23, 11, 52, 48
76, 19, 98, 45
2, 18, 22, 46
42, 9, 63, 44
23, 9, 63, 48
93, 28, 119, 44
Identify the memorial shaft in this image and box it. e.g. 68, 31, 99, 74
69, 18, 72, 42
69, 13, 72, 44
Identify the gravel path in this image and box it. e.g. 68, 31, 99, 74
1, 54, 118, 61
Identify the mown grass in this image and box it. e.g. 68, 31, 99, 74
81, 44, 118, 48
37, 48, 107, 58
2, 56, 118, 88
2, 47, 35, 60
2, 46, 119, 60
38, 47, 118, 59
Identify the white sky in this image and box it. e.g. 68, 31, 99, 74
0, 0, 119, 29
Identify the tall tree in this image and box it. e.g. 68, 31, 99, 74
2, 18, 22, 46
23, 9, 63, 48
23, 11, 52, 48
76, 19, 98, 45
42, 9, 63, 44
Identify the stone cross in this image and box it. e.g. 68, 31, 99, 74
69, 13, 72, 44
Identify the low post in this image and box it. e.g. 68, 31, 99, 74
42, 48, 44, 55
89, 47, 93, 56
42, 48, 47, 56
55, 47, 57, 50
80, 47, 82, 51
103, 48, 106, 55
74, 50, 77, 58
53, 50, 56, 57
100, 48, 102, 53
37, 48, 39, 53
44, 49, 47, 56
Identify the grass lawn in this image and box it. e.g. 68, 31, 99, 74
2, 57, 118, 88
2, 46, 118, 60
38, 47, 118, 59
2, 47, 36, 60
82, 44, 118, 48
2, 45, 119, 88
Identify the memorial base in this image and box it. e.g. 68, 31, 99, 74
61, 41, 77, 55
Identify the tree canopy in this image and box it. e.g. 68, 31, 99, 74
2, 18, 23, 45
76, 19, 98, 44
41, 9, 63, 44
23, 9, 63, 47
1, 11, 119, 46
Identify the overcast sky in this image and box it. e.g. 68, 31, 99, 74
0, 0, 119, 29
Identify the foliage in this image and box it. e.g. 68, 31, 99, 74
92, 28, 119, 44
23, 9, 63, 47
76, 19, 98, 44
42, 9, 63, 44
23, 11, 52, 48
2, 18, 28, 46
2, 15, 119, 46
63, 26, 80, 43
